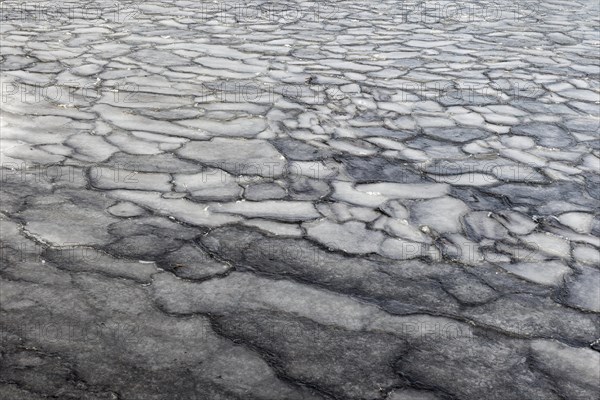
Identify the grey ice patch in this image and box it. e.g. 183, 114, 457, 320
177, 138, 286, 178
304, 220, 385, 254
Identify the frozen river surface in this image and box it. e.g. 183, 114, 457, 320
1, 0, 599, 399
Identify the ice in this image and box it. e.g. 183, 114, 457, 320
304, 220, 385, 254
106, 132, 164, 155
530, 340, 600, 399
511, 124, 574, 148
522, 233, 571, 259
564, 267, 600, 312
411, 197, 470, 233
328, 139, 378, 156
107, 201, 147, 218
499, 261, 571, 286
91, 171, 172, 192
573, 245, 599, 265
245, 183, 287, 201
416, 116, 455, 128
374, 217, 431, 243
430, 173, 499, 186
177, 117, 267, 138
331, 181, 389, 207
379, 200, 409, 219
484, 114, 520, 126
108, 190, 241, 227
501, 136, 536, 149
131, 49, 190, 66
440, 233, 484, 265
70, 64, 103, 76
131, 131, 189, 144
492, 211, 538, 235
464, 211, 509, 241
558, 212, 594, 234
211, 200, 320, 222
92, 104, 207, 139
65, 133, 119, 162
19, 201, 117, 246
491, 164, 547, 183
320, 59, 382, 72
173, 171, 242, 200
451, 112, 485, 126
499, 149, 546, 167
242, 219, 303, 237
44, 246, 157, 283
388, 389, 442, 400
355, 182, 449, 199
424, 127, 489, 143
3, 0, 599, 397
160, 244, 231, 280
177, 138, 286, 177
405, 40, 456, 48
559, 89, 600, 102
1, 142, 65, 165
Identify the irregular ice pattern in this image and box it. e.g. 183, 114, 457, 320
1, 0, 599, 398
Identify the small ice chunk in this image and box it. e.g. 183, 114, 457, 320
379, 200, 409, 219
558, 212, 594, 234
411, 197, 470, 233
108, 190, 241, 227
66, 133, 119, 163
242, 219, 302, 237
492, 211, 537, 235
244, 183, 287, 201
106, 131, 163, 155
355, 183, 449, 199
304, 220, 385, 254
522, 233, 570, 259
564, 267, 600, 312
177, 117, 267, 138
107, 202, 146, 218
499, 261, 571, 286
464, 211, 509, 241
531, 339, 600, 399
430, 173, 499, 186
211, 200, 319, 222
174, 171, 242, 198
378, 238, 428, 260
388, 388, 442, 400
177, 138, 286, 178
573, 245, 599, 265
500, 135, 535, 149
331, 181, 388, 207
377, 217, 432, 243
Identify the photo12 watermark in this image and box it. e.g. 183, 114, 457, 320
1, 162, 141, 184
0, 318, 141, 345
197, 1, 340, 23
398, 81, 543, 104
196, 80, 346, 105
0, 0, 141, 23
399, 1, 542, 23
1, 81, 140, 105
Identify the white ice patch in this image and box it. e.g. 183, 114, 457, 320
500, 261, 571, 286
411, 197, 470, 233
304, 220, 385, 254
355, 182, 449, 199
211, 200, 320, 222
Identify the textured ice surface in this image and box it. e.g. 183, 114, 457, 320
411, 197, 470, 233
1, 0, 599, 398
177, 138, 286, 177
499, 261, 572, 286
